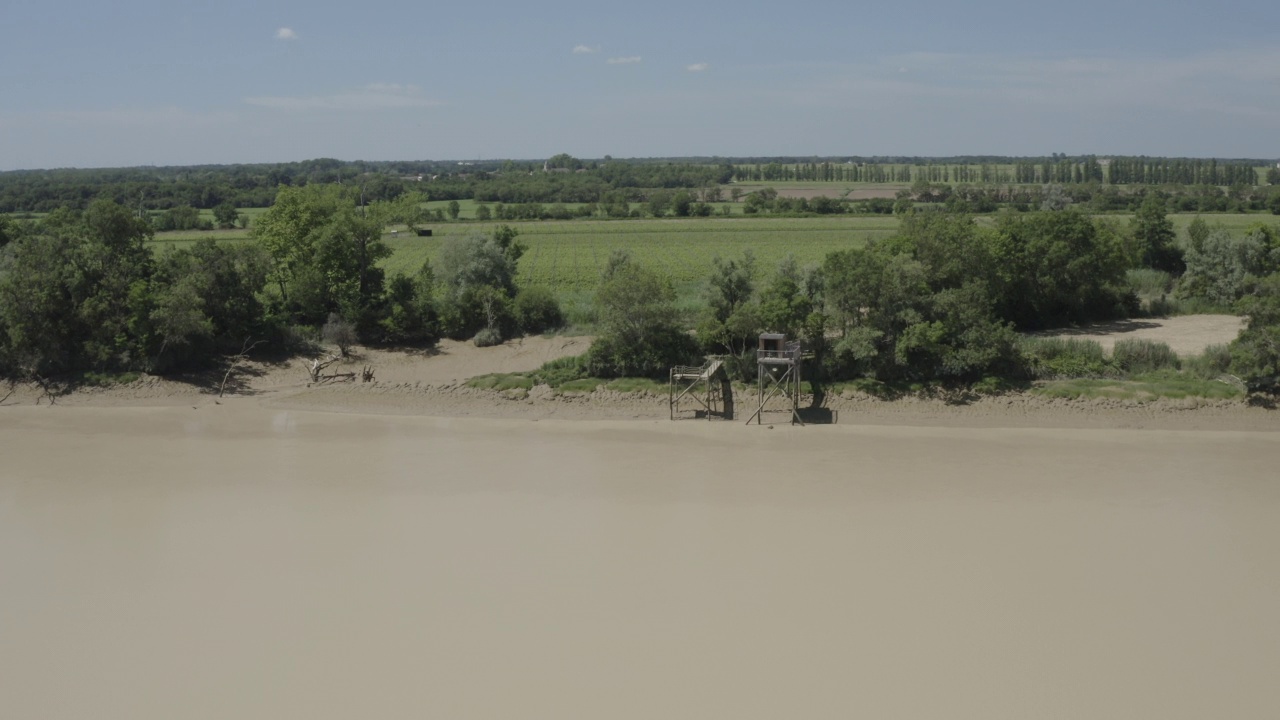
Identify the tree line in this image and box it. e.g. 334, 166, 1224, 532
3, 189, 1279, 392
0, 189, 559, 381
5, 154, 1274, 214
731, 157, 1264, 186
545, 199, 1280, 392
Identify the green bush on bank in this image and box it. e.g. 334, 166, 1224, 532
1111, 338, 1181, 374
1019, 337, 1109, 379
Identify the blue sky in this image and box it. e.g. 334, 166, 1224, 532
2, 0, 1278, 169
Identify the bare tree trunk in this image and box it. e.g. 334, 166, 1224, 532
32, 374, 58, 405
220, 338, 263, 398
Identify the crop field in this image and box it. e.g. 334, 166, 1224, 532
140, 212, 1278, 312
381, 216, 898, 289
422, 198, 745, 219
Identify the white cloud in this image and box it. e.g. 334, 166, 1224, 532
686, 63, 709, 72
276, 27, 297, 40
572, 45, 599, 54
607, 56, 642, 65
244, 83, 441, 111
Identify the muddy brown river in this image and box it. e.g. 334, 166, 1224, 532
2, 405, 1278, 719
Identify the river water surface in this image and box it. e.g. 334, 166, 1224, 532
2, 406, 1278, 719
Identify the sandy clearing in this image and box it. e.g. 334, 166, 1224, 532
1035, 314, 1245, 356
348, 335, 588, 386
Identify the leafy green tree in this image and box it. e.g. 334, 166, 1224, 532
252, 185, 344, 302
512, 286, 564, 334
435, 225, 525, 339
155, 205, 204, 232
646, 189, 672, 218
252, 185, 393, 331
0, 201, 154, 376
896, 211, 994, 291
447, 200, 461, 220
313, 208, 392, 329
672, 190, 694, 217
758, 256, 818, 340
378, 261, 437, 345
474, 204, 492, 221
1186, 216, 1211, 254
147, 239, 270, 369
545, 153, 583, 170
213, 202, 241, 229
989, 209, 1133, 329
1129, 192, 1184, 273
1230, 272, 1280, 390
586, 251, 697, 377
149, 280, 213, 367
0, 231, 83, 376
696, 252, 761, 366
1179, 227, 1280, 306
893, 283, 1020, 379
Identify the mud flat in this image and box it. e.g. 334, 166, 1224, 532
2, 404, 1278, 719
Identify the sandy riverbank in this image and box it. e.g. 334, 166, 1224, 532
2, 315, 1275, 431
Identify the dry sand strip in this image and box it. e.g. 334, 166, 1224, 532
1035, 314, 1245, 356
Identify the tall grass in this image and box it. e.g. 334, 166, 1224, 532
1019, 337, 1108, 379
1127, 268, 1173, 297
1111, 339, 1180, 374
1182, 344, 1234, 379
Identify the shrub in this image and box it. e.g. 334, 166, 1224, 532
1127, 268, 1173, 297
1179, 228, 1280, 306
513, 286, 564, 334
1183, 344, 1233, 379
322, 314, 358, 356
584, 327, 699, 378
1019, 337, 1109, 379
473, 326, 504, 347
1111, 339, 1180, 374
1143, 295, 1180, 317
586, 253, 699, 377
1230, 272, 1280, 391
531, 355, 588, 386
439, 285, 513, 340
466, 373, 533, 391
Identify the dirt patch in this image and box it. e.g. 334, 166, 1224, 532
1035, 315, 1244, 356
0, 335, 590, 409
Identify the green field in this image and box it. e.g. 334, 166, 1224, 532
381, 216, 897, 288
141, 212, 1280, 312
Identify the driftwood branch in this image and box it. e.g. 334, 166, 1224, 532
0, 379, 15, 406
219, 338, 264, 398
306, 355, 359, 384
308, 355, 341, 382
32, 374, 58, 405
